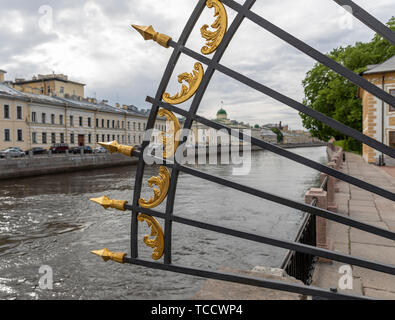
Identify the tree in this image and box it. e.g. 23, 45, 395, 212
271, 127, 283, 143
299, 17, 395, 150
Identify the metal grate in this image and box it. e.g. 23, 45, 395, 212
95, 0, 395, 300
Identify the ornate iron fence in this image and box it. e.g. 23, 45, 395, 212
90, 0, 395, 300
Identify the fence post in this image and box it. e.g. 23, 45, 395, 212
305, 188, 332, 263
325, 162, 338, 213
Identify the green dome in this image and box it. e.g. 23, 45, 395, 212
217, 108, 227, 116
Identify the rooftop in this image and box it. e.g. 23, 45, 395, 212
0, 83, 153, 118
14, 73, 85, 86
363, 55, 395, 75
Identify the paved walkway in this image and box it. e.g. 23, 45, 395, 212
312, 152, 395, 299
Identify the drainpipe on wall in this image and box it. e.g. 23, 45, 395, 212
380, 75, 386, 166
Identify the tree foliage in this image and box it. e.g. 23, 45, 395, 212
271, 127, 284, 143
300, 17, 395, 149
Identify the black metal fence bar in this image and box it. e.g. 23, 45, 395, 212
146, 96, 395, 202
221, 0, 395, 108
162, 0, 257, 265
280, 198, 317, 284
130, 0, 208, 260
126, 203, 395, 276
123, 257, 370, 300
331, 0, 395, 46
165, 42, 395, 159
173, 164, 395, 241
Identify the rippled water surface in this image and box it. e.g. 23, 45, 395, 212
0, 147, 327, 300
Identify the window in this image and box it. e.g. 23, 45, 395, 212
107, 134, 110, 142
117, 120, 120, 128
4, 105, 9, 119
122, 121, 124, 129
42, 113, 46, 124
117, 135, 120, 143
102, 134, 105, 142
88, 117, 91, 127
4, 129, 10, 141
96, 118, 99, 128
32, 132, 37, 144
133, 122, 136, 131
88, 134, 92, 144
17, 130, 23, 142
79, 116, 83, 126
112, 135, 115, 141
112, 120, 115, 128
138, 123, 141, 131
60, 86, 64, 94
47, 86, 51, 94
133, 135, 136, 143
32, 112, 36, 123
60, 133, 64, 143
42, 133, 47, 144
59, 115, 64, 125
107, 120, 110, 128
122, 135, 124, 143
138, 135, 141, 143
390, 131, 395, 148
96, 134, 99, 143
40, 87, 44, 94
70, 133, 74, 144
390, 89, 395, 112
128, 122, 130, 130
102, 119, 104, 127
51, 133, 56, 144
17, 106, 22, 120
70, 115, 74, 126
51, 114, 55, 125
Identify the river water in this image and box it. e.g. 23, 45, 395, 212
0, 146, 327, 300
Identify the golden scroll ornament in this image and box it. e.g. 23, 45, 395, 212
158, 109, 180, 159
138, 166, 170, 209
201, 0, 228, 55
137, 214, 164, 260
162, 63, 204, 105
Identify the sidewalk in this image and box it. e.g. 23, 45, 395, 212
312, 152, 395, 299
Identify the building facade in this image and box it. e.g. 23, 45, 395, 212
0, 73, 167, 151
360, 56, 395, 165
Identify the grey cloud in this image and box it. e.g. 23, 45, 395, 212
0, 0, 393, 130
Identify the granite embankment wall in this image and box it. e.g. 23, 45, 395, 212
0, 153, 138, 180
0, 142, 327, 181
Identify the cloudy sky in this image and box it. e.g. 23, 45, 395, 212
1, 0, 394, 129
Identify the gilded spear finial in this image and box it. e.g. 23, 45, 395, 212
98, 141, 136, 157
90, 195, 128, 211
132, 24, 172, 48
91, 248, 126, 264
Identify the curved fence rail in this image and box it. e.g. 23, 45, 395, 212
91, 0, 395, 300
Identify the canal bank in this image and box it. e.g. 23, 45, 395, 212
312, 151, 395, 299
0, 143, 326, 181
0, 153, 138, 180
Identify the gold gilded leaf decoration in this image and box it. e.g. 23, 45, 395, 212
200, 0, 228, 55
137, 213, 164, 260
138, 166, 170, 209
162, 63, 204, 104
158, 109, 180, 159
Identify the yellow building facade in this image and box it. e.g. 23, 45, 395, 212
360, 56, 395, 165
13, 73, 85, 98
0, 73, 166, 151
